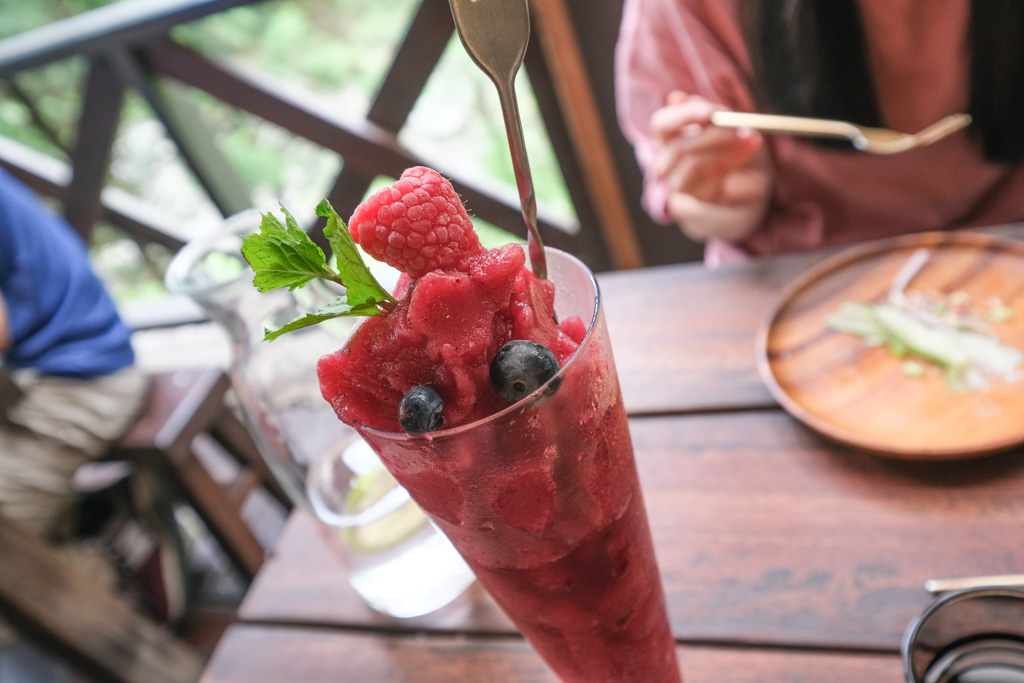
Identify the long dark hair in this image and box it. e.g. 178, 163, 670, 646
743, 0, 1024, 162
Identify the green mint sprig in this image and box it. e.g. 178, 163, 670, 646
241, 199, 397, 341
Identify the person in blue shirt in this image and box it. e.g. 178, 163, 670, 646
0, 166, 147, 547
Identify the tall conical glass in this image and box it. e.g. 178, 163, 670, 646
353, 247, 680, 682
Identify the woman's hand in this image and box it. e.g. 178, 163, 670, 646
650, 92, 772, 243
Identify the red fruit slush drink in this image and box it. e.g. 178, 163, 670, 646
320, 243, 680, 682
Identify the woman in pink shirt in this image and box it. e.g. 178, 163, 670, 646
615, 0, 1024, 266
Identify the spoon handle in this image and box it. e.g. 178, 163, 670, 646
496, 78, 545, 279
448, 0, 547, 279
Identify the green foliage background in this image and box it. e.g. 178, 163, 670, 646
0, 0, 572, 302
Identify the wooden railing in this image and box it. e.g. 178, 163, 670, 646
0, 0, 702, 276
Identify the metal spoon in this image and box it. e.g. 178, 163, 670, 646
448, 0, 547, 279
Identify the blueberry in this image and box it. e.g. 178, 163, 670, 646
399, 385, 444, 434
490, 340, 561, 404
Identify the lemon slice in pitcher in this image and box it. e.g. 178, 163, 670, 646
341, 465, 429, 555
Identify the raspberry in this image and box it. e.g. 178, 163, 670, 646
349, 166, 483, 279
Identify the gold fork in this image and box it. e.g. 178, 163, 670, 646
925, 574, 1024, 594
710, 111, 972, 155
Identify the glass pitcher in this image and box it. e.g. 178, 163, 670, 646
164, 209, 474, 617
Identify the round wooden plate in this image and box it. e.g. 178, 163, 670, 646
757, 231, 1024, 459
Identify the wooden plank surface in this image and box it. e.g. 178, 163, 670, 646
240, 412, 1024, 652
600, 250, 824, 415
225, 223, 1024, 683
638, 411, 1024, 650
601, 225, 1024, 416
200, 625, 903, 683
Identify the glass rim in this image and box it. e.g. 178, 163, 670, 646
901, 586, 1024, 683
358, 246, 602, 442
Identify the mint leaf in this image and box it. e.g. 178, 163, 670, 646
317, 199, 397, 311
241, 203, 398, 341
263, 296, 371, 341
242, 210, 334, 292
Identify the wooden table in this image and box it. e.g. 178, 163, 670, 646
201, 226, 1024, 682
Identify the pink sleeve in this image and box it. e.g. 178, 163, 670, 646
614, 0, 755, 223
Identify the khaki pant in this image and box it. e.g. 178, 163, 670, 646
0, 367, 149, 540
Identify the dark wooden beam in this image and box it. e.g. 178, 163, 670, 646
315, 0, 455, 249
111, 47, 252, 217
0, 0, 663, 271
559, 0, 703, 265
0, 0, 263, 78
530, 0, 644, 270
523, 27, 610, 271
144, 39, 580, 254
0, 132, 193, 251
146, 41, 415, 179
63, 54, 125, 241
368, 0, 454, 132
0, 134, 69, 200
